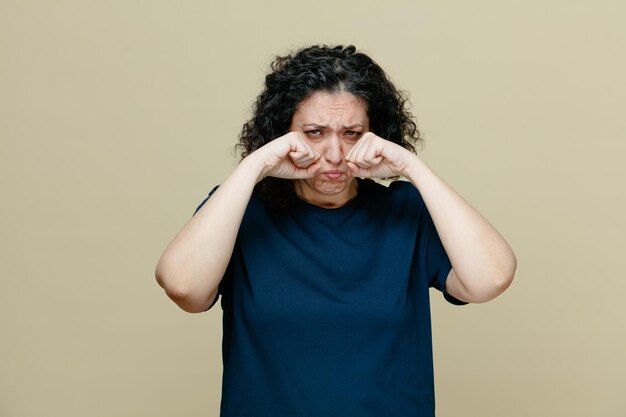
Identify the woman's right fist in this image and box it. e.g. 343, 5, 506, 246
249, 132, 321, 181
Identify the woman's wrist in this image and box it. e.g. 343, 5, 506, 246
401, 152, 425, 183
238, 151, 269, 184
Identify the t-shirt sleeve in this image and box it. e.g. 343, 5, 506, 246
192, 185, 229, 310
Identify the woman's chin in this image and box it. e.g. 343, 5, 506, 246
294, 177, 357, 207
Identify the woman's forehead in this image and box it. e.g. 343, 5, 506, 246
292, 91, 368, 125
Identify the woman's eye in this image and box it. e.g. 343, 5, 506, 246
345, 131, 362, 139
305, 130, 322, 136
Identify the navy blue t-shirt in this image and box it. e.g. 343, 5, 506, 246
194, 179, 464, 417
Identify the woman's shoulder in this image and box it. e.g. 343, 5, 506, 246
362, 178, 420, 196
360, 179, 426, 210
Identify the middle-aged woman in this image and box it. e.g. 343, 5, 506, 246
156, 45, 516, 417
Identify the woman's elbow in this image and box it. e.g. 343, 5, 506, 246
472, 256, 517, 303
155, 266, 213, 313
498, 251, 517, 293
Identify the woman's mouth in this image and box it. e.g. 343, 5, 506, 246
324, 170, 344, 180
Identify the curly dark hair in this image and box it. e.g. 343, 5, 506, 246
237, 44, 422, 208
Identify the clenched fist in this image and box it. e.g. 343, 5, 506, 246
249, 132, 322, 181
345, 132, 415, 179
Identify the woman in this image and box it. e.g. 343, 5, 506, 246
155, 45, 516, 416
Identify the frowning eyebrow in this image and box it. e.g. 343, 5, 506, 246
302, 124, 365, 129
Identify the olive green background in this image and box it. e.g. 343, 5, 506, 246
2, 1, 624, 416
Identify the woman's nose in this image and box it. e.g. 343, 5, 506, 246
323, 136, 344, 164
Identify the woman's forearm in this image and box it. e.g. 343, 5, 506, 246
155, 132, 323, 312
155, 155, 264, 312
404, 154, 516, 303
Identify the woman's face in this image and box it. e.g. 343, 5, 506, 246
289, 91, 370, 208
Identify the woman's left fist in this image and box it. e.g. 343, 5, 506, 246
344, 132, 414, 179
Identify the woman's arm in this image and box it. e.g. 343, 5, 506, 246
403, 155, 516, 303
155, 157, 262, 312
345, 133, 516, 303
155, 133, 320, 312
